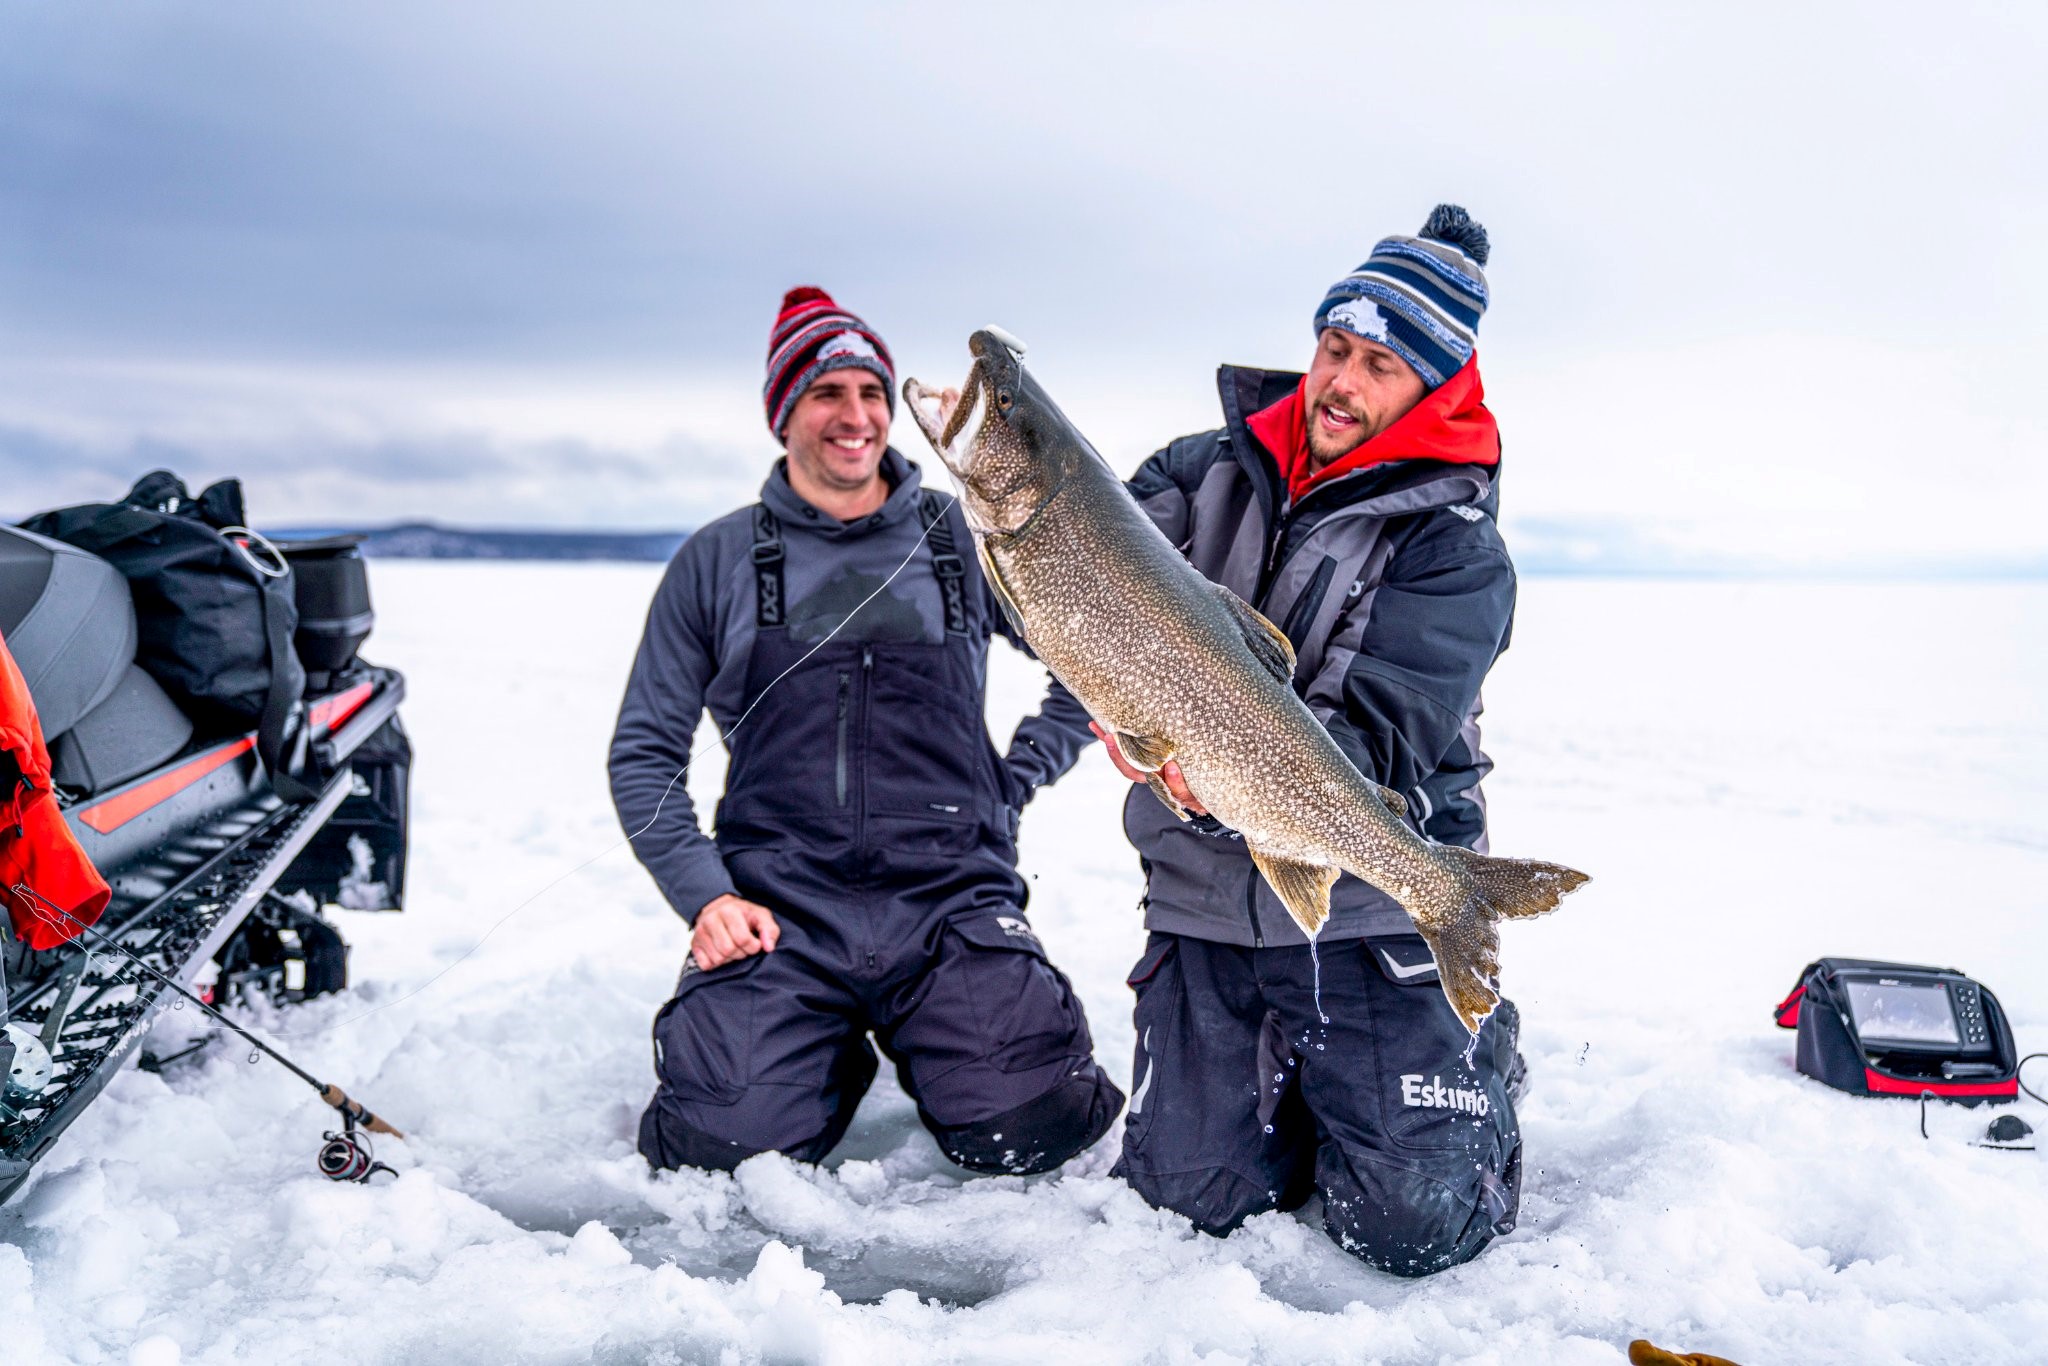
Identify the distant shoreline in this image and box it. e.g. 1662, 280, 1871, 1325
274, 522, 689, 562
265, 522, 2048, 580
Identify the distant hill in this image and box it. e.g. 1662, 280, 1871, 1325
275, 522, 688, 562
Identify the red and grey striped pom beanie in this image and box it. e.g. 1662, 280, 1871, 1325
763, 286, 896, 438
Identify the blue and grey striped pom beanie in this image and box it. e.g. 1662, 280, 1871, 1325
1314, 204, 1491, 390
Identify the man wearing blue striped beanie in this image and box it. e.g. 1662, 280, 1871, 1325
1099, 205, 1530, 1277
1317, 204, 1490, 393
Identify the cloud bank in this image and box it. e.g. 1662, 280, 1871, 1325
3, 2, 2043, 570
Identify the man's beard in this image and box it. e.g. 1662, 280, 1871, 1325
1305, 399, 1369, 468
794, 440, 882, 490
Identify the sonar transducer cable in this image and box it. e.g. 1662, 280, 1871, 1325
14, 882, 402, 1178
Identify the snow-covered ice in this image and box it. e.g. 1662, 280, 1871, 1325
4, 565, 2045, 1365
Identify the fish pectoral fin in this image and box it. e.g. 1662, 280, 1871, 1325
1213, 584, 1296, 683
1374, 784, 1409, 819
1248, 848, 1338, 937
975, 541, 1030, 639
1145, 773, 1191, 821
1116, 732, 1175, 773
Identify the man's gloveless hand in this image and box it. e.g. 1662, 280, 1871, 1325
692, 893, 781, 970
1091, 721, 1207, 816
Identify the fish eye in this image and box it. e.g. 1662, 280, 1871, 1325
996, 388, 1014, 410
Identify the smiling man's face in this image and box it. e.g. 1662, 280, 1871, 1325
783, 369, 893, 499
1302, 326, 1428, 469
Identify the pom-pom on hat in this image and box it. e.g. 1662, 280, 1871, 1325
763, 286, 896, 439
1314, 204, 1492, 390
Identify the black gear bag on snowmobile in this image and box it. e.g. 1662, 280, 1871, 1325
20, 470, 319, 802
1774, 957, 2020, 1106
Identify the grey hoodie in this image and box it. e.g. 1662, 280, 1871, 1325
608, 449, 1093, 920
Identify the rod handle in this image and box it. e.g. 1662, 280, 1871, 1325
321, 1083, 405, 1139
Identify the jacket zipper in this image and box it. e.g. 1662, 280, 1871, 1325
1243, 867, 1265, 947
1255, 512, 1291, 606
1279, 555, 1337, 653
1254, 500, 1401, 608
834, 671, 850, 806
856, 646, 873, 835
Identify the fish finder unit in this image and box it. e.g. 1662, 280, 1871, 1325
1775, 958, 2020, 1104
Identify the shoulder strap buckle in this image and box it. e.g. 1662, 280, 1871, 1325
919, 493, 970, 635
751, 505, 786, 628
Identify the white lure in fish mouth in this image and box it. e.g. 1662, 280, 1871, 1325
979, 324, 1027, 359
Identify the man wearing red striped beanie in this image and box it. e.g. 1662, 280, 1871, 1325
611, 287, 1120, 1180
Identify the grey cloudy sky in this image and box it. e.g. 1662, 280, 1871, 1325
3, 1, 2043, 568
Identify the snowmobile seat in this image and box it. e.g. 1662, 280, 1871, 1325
0, 525, 192, 794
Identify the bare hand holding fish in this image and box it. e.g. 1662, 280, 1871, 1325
1094, 722, 1204, 814
904, 328, 1589, 1033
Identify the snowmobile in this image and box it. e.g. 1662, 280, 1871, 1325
1, 514, 411, 1205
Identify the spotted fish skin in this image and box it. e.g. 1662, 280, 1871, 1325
904, 329, 1587, 1033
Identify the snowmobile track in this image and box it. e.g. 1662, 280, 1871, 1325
0, 770, 353, 1203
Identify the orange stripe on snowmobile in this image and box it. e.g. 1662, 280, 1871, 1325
309, 681, 374, 733
78, 736, 256, 834
79, 683, 375, 834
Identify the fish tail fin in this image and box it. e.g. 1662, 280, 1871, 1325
1415, 915, 1505, 1037
1420, 848, 1591, 1035
1435, 846, 1591, 922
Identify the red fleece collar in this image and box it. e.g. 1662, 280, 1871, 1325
1247, 358, 1500, 503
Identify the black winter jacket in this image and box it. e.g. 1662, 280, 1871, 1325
1124, 366, 1516, 946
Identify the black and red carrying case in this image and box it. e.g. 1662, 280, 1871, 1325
1775, 957, 2019, 1105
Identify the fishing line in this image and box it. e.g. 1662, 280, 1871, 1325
256, 489, 964, 1040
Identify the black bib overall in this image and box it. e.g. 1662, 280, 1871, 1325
638, 495, 1122, 1175
712, 497, 1021, 907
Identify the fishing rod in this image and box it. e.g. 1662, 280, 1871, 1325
15, 491, 961, 1180
13, 882, 400, 1182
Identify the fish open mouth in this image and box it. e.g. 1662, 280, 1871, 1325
904, 361, 986, 466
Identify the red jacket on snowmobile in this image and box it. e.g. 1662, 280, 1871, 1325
1, 634, 110, 950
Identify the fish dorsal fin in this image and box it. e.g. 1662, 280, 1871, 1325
1214, 584, 1295, 682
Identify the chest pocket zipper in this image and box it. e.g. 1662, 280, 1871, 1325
1279, 555, 1338, 655
835, 671, 850, 806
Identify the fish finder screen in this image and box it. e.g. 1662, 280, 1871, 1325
1844, 980, 1959, 1047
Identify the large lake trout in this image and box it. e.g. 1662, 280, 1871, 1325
905, 328, 1588, 1033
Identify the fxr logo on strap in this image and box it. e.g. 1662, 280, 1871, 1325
1400, 1073, 1490, 1115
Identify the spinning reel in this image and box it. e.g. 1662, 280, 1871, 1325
317, 1105, 397, 1184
